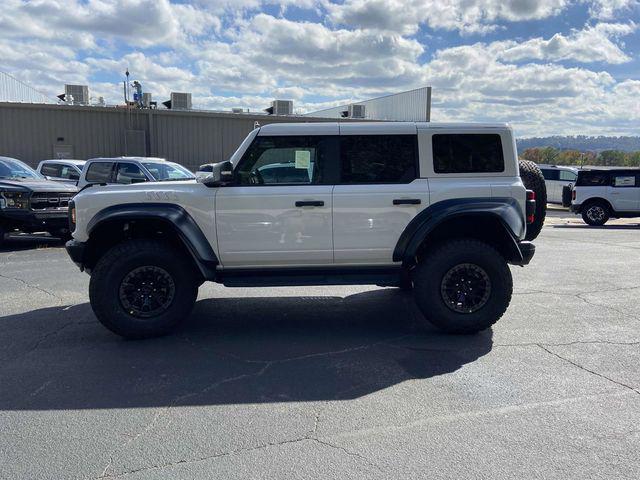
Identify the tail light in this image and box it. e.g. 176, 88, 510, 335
526, 190, 536, 224
572, 189, 576, 201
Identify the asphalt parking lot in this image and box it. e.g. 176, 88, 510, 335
1, 208, 639, 479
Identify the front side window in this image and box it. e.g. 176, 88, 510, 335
540, 169, 559, 181
61, 165, 80, 181
85, 162, 114, 183
236, 136, 332, 185
143, 162, 194, 181
559, 170, 577, 182
115, 163, 147, 184
340, 135, 417, 184
433, 134, 504, 174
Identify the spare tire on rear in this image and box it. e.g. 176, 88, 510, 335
518, 159, 546, 241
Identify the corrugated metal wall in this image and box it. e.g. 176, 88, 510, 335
307, 87, 431, 122
0, 103, 339, 170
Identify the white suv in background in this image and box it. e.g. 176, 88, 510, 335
569, 168, 640, 225
77, 157, 195, 189
538, 165, 578, 204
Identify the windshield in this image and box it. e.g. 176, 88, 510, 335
0, 158, 43, 180
142, 162, 195, 181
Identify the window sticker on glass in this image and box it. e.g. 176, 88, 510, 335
614, 176, 635, 187
295, 150, 311, 169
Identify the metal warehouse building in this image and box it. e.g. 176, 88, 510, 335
0, 86, 432, 170
0, 102, 335, 170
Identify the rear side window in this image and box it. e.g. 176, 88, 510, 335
612, 175, 636, 187
576, 172, 609, 186
41, 163, 62, 177
433, 134, 504, 174
340, 135, 417, 184
85, 162, 113, 183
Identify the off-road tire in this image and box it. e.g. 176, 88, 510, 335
518, 159, 546, 241
0, 225, 6, 249
412, 239, 512, 334
581, 200, 610, 226
89, 239, 199, 339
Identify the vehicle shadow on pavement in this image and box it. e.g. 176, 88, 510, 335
0, 235, 64, 252
0, 289, 493, 410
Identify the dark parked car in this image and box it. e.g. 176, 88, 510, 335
0, 156, 77, 246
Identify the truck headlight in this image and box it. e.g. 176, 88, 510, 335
0, 191, 29, 209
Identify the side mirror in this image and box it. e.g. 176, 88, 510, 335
201, 161, 234, 187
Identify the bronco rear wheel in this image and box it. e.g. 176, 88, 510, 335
412, 239, 512, 334
89, 239, 199, 339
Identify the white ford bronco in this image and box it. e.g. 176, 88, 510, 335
65, 122, 543, 339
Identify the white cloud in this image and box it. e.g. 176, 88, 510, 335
0, 1, 638, 136
327, 0, 570, 34
496, 22, 637, 64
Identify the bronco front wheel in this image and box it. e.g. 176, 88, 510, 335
89, 239, 199, 339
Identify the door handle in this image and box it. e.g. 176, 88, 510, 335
295, 200, 324, 207
393, 198, 421, 205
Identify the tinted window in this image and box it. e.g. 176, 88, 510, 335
115, 163, 147, 184
41, 163, 62, 177
559, 170, 577, 182
85, 162, 114, 183
340, 135, 417, 184
433, 134, 504, 174
540, 169, 559, 181
236, 136, 334, 185
576, 171, 609, 186
613, 175, 636, 187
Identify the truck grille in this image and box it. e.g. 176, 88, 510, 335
30, 192, 74, 211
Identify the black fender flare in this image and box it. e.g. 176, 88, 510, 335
87, 203, 218, 278
393, 197, 527, 265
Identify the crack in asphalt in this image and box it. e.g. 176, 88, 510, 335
0, 272, 62, 304
536, 344, 640, 395
95, 436, 379, 479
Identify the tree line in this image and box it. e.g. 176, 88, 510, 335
520, 147, 640, 167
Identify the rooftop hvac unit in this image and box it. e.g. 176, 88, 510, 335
142, 92, 152, 108
231, 107, 244, 114
170, 92, 192, 110
271, 100, 293, 116
348, 104, 366, 119
64, 84, 89, 105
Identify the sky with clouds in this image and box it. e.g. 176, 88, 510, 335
0, 0, 638, 137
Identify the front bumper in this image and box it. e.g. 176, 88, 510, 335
65, 239, 87, 271
511, 241, 535, 266
1, 208, 69, 231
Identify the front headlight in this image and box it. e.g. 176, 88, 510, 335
0, 191, 29, 209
